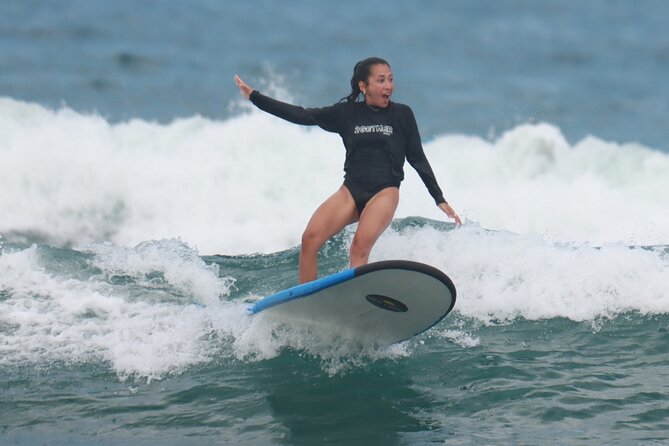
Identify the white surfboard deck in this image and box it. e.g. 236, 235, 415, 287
247, 260, 456, 345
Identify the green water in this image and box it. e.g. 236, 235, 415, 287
3, 315, 668, 445
2, 221, 669, 445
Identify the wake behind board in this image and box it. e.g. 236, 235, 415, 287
247, 260, 456, 345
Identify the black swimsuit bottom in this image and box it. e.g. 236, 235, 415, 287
343, 179, 400, 216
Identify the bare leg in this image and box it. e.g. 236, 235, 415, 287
299, 185, 358, 283
349, 187, 399, 268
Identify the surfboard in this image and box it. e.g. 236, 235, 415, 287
247, 260, 456, 344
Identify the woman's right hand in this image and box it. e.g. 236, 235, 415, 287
234, 75, 253, 99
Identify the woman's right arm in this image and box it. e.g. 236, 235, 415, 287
234, 75, 341, 131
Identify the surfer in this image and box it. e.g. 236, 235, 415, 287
234, 57, 461, 283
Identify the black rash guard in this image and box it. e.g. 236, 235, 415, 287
249, 90, 446, 206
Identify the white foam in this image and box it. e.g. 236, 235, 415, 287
401, 122, 669, 246
371, 224, 669, 324
86, 239, 228, 306
0, 241, 407, 379
0, 242, 233, 380
224, 308, 411, 375
2, 98, 669, 254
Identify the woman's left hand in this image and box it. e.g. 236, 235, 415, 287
438, 202, 462, 225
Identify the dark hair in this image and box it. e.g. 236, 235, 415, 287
341, 57, 391, 103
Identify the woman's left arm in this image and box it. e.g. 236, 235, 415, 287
403, 105, 462, 225
438, 202, 462, 225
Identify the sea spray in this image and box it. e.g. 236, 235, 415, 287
3, 99, 669, 255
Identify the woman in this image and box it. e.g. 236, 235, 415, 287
234, 57, 461, 283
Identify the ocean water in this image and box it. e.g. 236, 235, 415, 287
1, 1, 669, 445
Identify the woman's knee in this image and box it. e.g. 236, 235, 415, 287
350, 233, 372, 258
301, 227, 325, 253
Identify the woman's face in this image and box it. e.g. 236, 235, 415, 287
359, 64, 393, 108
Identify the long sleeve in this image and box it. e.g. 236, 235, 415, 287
249, 90, 343, 133
403, 106, 446, 205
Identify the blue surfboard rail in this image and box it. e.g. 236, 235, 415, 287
246, 268, 356, 314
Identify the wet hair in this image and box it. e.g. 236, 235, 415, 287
341, 57, 391, 103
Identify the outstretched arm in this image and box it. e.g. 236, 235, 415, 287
403, 105, 462, 225
232, 74, 342, 131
